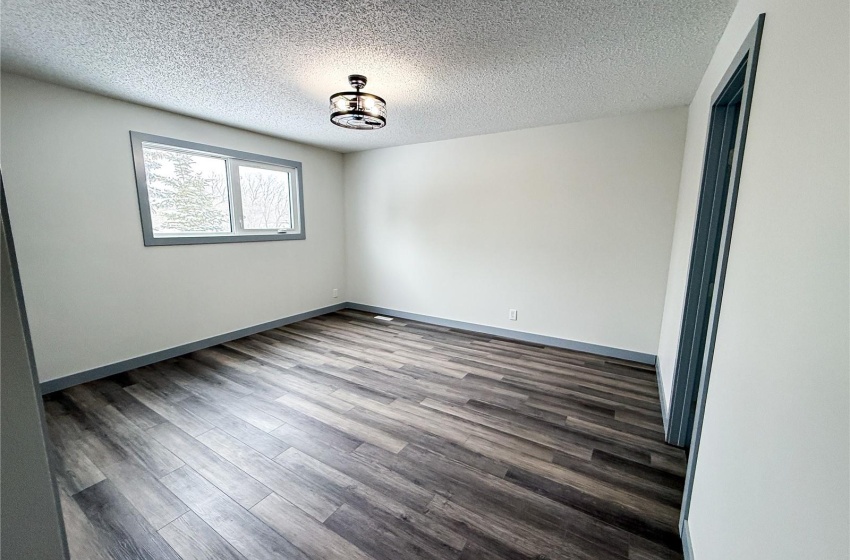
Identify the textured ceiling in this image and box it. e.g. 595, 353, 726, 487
1, 0, 736, 153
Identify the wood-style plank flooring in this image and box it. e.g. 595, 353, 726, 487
44, 310, 687, 559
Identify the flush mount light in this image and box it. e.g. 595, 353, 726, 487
329, 74, 387, 130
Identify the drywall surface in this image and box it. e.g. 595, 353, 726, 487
1, 189, 67, 559
1, 74, 346, 382
655, 0, 849, 557
344, 108, 687, 356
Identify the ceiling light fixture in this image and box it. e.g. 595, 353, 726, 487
329, 74, 387, 130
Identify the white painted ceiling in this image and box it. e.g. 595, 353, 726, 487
1, 0, 736, 153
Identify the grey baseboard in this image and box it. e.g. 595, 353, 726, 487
347, 303, 656, 365
39, 303, 347, 394
656, 363, 670, 435
40, 301, 658, 394
681, 518, 695, 560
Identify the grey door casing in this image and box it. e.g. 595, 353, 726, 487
673, 14, 766, 533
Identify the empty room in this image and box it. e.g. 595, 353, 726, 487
1, 0, 847, 559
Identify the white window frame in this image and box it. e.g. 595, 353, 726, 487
130, 131, 305, 246
229, 159, 301, 235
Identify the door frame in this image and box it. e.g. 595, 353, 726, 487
676, 14, 765, 534
1, 174, 71, 558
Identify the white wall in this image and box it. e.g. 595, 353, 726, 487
345, 108, 687, 356
0, 74, 347, 383
655, 0, 849, 557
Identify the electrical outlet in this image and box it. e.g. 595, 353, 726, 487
509, 309, 518, 321
332, 288, 339, 298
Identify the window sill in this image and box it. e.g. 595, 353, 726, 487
143, 232, 306, 246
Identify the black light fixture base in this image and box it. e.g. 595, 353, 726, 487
348, 74, 367, 90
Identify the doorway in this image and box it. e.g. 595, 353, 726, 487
670, 13, 765, 546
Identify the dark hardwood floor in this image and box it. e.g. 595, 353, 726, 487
44, 310, 686, 559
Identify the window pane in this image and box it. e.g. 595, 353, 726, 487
238, 166, 293, 230
142, 144, 231, 235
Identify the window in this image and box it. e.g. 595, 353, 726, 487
130, 132, 305, 245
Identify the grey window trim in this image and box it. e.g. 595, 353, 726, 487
129, 131, 306, 246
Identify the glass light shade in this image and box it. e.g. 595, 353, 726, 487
329, 75, 387, 130
329, 91, 387, 129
